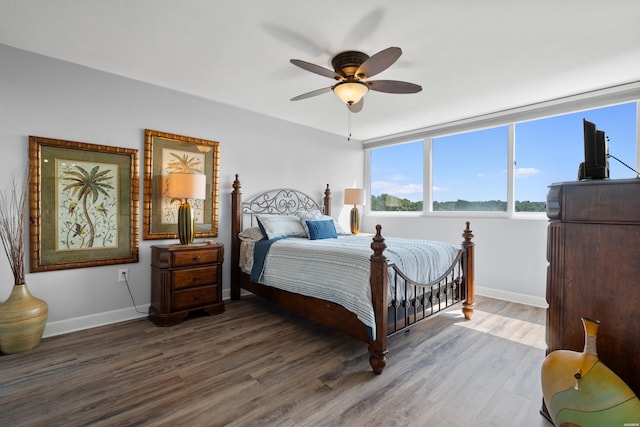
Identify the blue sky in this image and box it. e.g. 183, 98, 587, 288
371, 102, 637, 203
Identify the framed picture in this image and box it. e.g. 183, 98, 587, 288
28, 136, 139, 272
143, 129, 220, 240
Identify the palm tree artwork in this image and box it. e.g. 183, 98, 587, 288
161, 149, 205, 225
57, 160, 118, 250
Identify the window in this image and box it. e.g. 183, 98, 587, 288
370, 141, 423, 211
515, 103, 637, 211
368, 100, 638, 215
432, 126, 508, 211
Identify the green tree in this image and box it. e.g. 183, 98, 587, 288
371, 194, 546, 212
371, 194, 422, 211
167, 152, 203, 173
62, 165, 114, 248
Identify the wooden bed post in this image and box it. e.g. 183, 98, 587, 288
369, 224, 389, 374
462, 221, 475, 320
231, 174, 242, 300
324, 184, 331, 215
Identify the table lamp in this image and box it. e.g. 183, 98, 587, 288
166, 173, 207, 244
344, 188, 365, 234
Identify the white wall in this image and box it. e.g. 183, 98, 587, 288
362, 214, 549, 308
0, 44, 363, 336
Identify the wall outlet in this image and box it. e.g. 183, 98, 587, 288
118, 269, 129, 282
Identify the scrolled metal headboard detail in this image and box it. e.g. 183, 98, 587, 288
242, 188, 324, 215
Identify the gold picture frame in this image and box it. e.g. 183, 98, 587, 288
143, 129, 220, 240
29, 136, 139, 272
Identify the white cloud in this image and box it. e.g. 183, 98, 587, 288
371, 181, 423, 197
433, 186, 449, 192
516, 167, 541, 178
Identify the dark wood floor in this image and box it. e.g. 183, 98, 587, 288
0, 295, 552, 427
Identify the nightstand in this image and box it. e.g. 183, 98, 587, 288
149, 242, 225, 326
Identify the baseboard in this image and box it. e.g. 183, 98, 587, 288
43, 305, 150, 338
43, 289, 240, 338
42, 287, 545, 338
222, 288, 254, 299
476, 286, 547, 308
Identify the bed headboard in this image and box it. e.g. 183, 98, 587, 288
230, 174, 331, 298
243, 188, 326, 216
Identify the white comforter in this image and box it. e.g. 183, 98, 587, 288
246, 235, 460, 340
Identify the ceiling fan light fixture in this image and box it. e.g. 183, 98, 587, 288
333, 81, 369, 105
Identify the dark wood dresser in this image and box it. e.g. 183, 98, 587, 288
149, 242, 225, 326
546, 178, 640, 396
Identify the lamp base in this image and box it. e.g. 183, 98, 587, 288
177, 201, 195, 245
350, 206, 360, 234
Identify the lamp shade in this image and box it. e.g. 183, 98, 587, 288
165, 173, 207, 200
333, 82, 369, 105
344, 188, 365, 205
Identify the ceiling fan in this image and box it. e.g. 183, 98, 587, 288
290, 47, 422, 113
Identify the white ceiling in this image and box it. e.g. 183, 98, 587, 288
1, 0, 640, 141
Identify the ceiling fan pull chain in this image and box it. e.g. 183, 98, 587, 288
347, 109, 352, 141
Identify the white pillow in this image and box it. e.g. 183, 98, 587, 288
295, 210, 324, 236
332, 219, 349, 235
295, 210, 349, 236
256, 214, 306, 240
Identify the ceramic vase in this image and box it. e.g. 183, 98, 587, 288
0, 283, 48, 354
541, 317, 640, 426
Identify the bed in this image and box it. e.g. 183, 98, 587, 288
230, 174, 475, 374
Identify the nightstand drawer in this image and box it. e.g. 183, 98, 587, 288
173, 286, 218, 310
150, 243, 225, 326
170, 247, 223, 267
173, 265, 219, 290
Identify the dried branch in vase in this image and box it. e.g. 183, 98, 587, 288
0, 174, 27, 285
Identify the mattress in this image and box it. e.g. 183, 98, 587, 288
240, 234, 461, 339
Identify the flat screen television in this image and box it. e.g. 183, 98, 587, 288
579, 118, 609, 180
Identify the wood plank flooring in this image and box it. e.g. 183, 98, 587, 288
0, 296, 552, 427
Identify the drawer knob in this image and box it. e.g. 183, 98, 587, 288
194, 295, 201, 301
193, 255, 201, 261
193, 275, 200, 281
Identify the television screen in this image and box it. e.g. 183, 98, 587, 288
579, 119, 609, 180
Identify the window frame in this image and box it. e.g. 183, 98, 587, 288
364, 83, 640, 218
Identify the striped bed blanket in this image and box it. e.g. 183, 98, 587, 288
249, 235, 461, 340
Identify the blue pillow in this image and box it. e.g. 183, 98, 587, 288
306, 219, 338, 240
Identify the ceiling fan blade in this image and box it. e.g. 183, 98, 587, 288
347, 98, 364, 113
290, 86, 333, 101
290, 59, 342, 80
355, 47, 402, 79
368, 80, 422, 94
